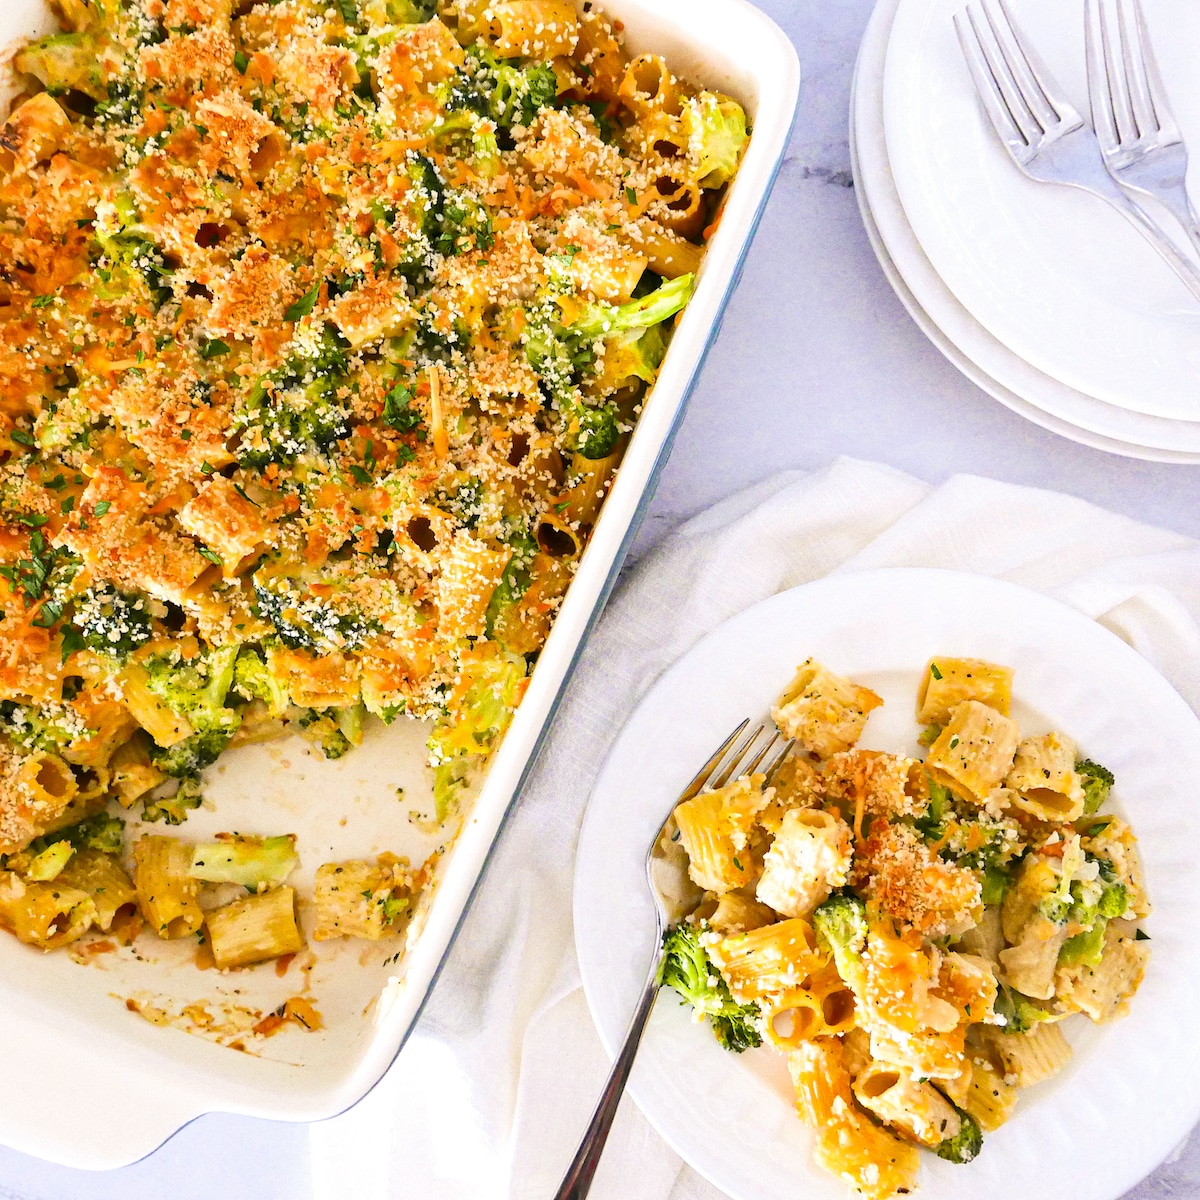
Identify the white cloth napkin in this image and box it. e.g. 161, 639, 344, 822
308, 457, 1200, 1200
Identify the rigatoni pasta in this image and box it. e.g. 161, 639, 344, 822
657, 654, 1150, 1200
0, 0, 751, 1006
206, 887, 304, 970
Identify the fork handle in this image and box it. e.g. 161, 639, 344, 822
1153, 185, 1200, 267
553, 946, 663, 1200
1090, 176, 1200, 303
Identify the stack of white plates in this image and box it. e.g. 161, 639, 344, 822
852, 0, 1200, 462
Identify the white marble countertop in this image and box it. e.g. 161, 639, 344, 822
4, 1, 1198, 1197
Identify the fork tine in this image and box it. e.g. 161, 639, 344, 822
1085, 0, 1121, 151
966, 5, 1043, 146
709, 723, 769, 790
740, 729, 782, 777
761, 738, 795, 787
981, 0, 1059, 133
1125, 0, 1179, 139
1100, 0, 1139, 146
1117, 0, 1154, 137
675, 718, 748, 806
955, 9, 1034, 157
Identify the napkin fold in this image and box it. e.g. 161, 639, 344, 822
309, 457, 1200, 1200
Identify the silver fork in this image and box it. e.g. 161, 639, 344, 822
1086, 0, 1200, 257
553, 720, 794, 1200
955, 0, 1200, 303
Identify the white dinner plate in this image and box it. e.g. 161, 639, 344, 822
884, 0, 1200, 423
853, 0, 1200, 461
575, 568, 1200, 1200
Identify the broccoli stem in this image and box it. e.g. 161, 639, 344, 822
189, 835, 299, 888
570, 275, 695, 340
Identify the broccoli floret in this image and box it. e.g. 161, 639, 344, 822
1059, 921, 1108, 967
484, 520, 538, 641
0, 699, 85, 755
16, 32, 105, 100
1058, 858, 1127, 966
656, 924, 762, 1053
350, 0, 434, 22
980, 865, 1011, 906
939, 813, 1023, 904
914, 775, 952, 841
1097, 859, 1128, 918
449, 46, 558, 131
932, 1108, 983, 1164
294, 707, 353, 759
150, 726, 234, 778
394, 0, 437, 19
140, 645, 241, 770
71, 583, 153, 659
144, 645, 240, 726
66, 812, 125, 854
524, 278, 692, 426
235, 383, 352, 468
232, 647, 289, 716
189, 835, 299, 888
427, 650, 527, 818
995, 984, 1056, 1032
94, 233, 174, 308
335, 701, 365, 747
598, 323, 666, 389
25, 812, 126, 859
253, 577, 379, 653
684, 92, 749, 189
1042, 843, 1126, 929
812, 893, 868, 994
575, 404, 620, 460
431, 756, 472, 824
24, 839, 76, 880
524, 317, 586, 407
406, 154, 492, 257
234, 330, 353, 468
142, 774, 204, 824
438, 477, 485, 529
1076, 759, 1114, 815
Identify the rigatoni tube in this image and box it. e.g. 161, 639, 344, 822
206, 886, 303, 969
134, 835, 203, 939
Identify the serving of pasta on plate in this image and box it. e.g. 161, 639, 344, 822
660, 655, 1150, 1200
0, 0, 748, 988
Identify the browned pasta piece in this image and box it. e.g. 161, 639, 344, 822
925, 700, 1020, 808
789, 1039, 920, 1200
488, 0, 580, 60
206, 887, 304, 969
771, 659, 883, 759
673, 776, 768, 894
134, 835, 203, 940
58, 849, 138, 932
0, 871, 97, 948
313, 856, 416, 941
917, 658, 1013, 724
709, 917, 821, 1003
976, 1022, 1072, 1088
1006, 733, 1085, 821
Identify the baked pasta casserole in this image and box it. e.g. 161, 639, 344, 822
660, 657, 1149, 1200
0, 0, 748, 966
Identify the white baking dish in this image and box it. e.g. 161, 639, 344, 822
0, 0, 799, 1169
